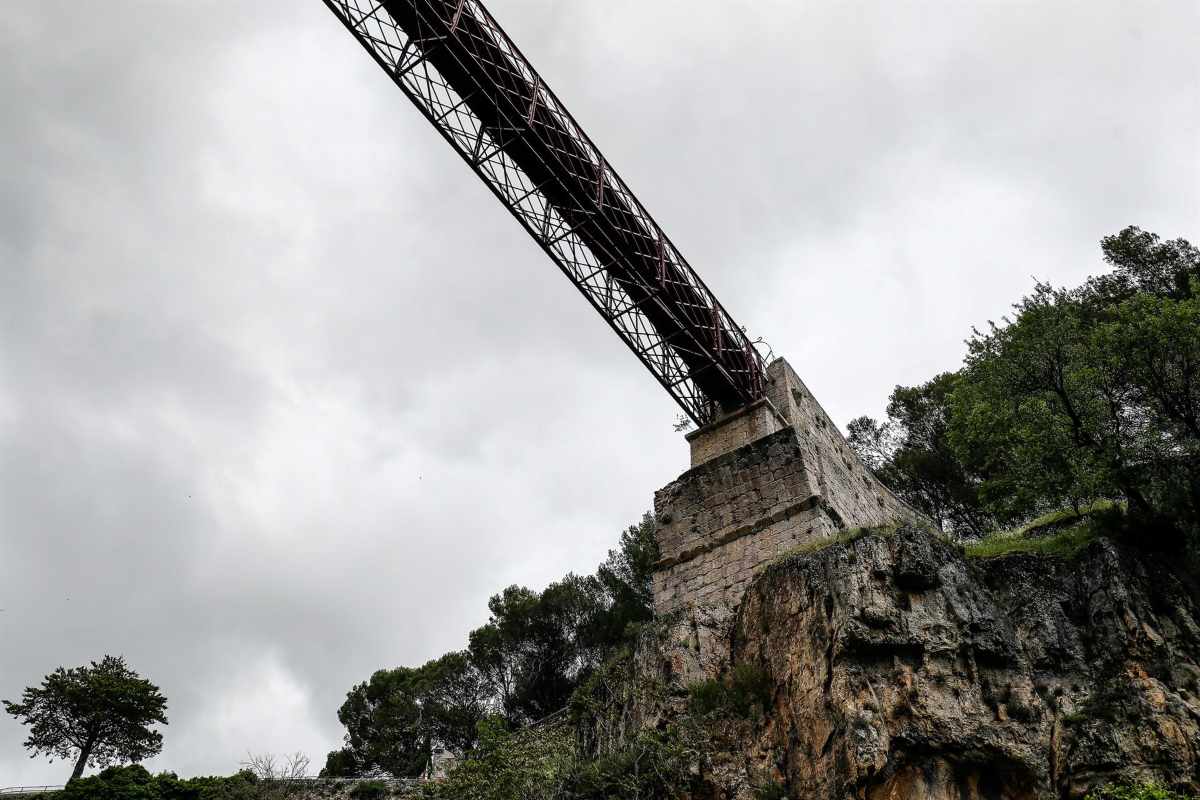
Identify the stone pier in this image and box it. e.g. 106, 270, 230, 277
652, 357, 920, 617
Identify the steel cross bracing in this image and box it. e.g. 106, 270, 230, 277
322, 0, 766, 424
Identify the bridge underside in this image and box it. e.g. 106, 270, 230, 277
324, 0, 766, 423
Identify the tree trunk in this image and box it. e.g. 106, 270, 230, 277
69, 739, 94, 783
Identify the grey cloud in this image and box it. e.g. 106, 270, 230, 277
2, 0, 1197, 784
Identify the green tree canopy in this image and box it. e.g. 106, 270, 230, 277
4, 655, 168, 782
467, 575, 606, 724
466, 516, 658, 725
847, 373, 994, 536
323, 651, 487, 778
326, 513, 660, 777
948, 226, 1199, 545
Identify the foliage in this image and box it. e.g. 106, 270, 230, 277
563, 728, 698, 800
318, 748, 359, 779
468, 575, 607, 723
326, 512, 659, 774
4, 655, 168, 782
962, 500, 1124, 559
949, 227, 1200, 551
466, 514, 661, 725
1084, 782, 1195, 800
587, 514, 660, 657
58, 765, 263, 800
414, 716, 574, 800
753, 780, 789, 800
686, 664, 773, 719
963, 520, 1099, 560
323, 651, 487, 778
848, 373, 994, 536
766, 525, 896, 568
347, 780, 389, 800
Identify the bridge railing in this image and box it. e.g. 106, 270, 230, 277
0, 787, 64, 796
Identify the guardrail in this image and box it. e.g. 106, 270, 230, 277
0, 779, 422, 796
0, 787, 64, 796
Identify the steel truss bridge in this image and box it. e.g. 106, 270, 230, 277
323, 0, 766, 425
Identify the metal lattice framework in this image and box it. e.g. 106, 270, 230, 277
322, 0, 766, 424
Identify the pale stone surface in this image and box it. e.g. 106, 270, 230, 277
686, 398, 786, 466
653, 356, 922, 619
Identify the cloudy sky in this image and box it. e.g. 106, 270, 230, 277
2, 0, 1197, 784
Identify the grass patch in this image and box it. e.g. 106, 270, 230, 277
768, 525, 897, 566
964, 499, 1123, 560
1013, 499, 1122, 538
964, 521, 1099, 559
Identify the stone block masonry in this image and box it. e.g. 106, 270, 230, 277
653, 357, 921, 616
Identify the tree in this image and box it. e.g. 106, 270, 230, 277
4, 655, 168, 782
328, 511, 660, 771
583, 513, 659, 651
324, 651, 488, 778
948, 227, 1199, 546
847, 374, 994, 536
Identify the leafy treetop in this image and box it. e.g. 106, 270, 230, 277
4, 655, 168, 782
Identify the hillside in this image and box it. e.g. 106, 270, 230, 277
597, 525, 1200, 798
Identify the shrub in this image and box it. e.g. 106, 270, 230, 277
59, 765, 263, 800
754, 779, 789, 800
687, 663, 772, 719
565, 728, 696, 800
1085, 782, 1193, 800
348, 781, 388, 800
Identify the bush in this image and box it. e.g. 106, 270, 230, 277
753, 780, 789, 800
564, 728, 697, 800
348, 781, 389, 800
60, 765, 262, 800
1085, 783, 1194, 800
687, 663, 772, 719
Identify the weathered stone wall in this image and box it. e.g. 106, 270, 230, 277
653, 357, 922, 617
685, 398, 786, 466
653, 428, 839, 614
764, 357, 912, 528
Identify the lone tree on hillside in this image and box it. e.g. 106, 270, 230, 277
3, 655, 168, 782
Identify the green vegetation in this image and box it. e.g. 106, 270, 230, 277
562, 728, 698, 800
57, 765, 262, 800
324, 514, 660, 777
324, 651, 486, 778
1085, 782, 1197, 800
413, 717, 573, 800
964, 522, 1099, 560
348, 779, 390, 800
768, 525, 895, 565
1008, 499, 1122, 538
4, 656, 168, 782
850, 227, 1199, 555
963, 501, 1122, 559
687, 664, 773, 719
849, 373, 994, 536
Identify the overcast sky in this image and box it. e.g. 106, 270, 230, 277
2, 0, 1197, 784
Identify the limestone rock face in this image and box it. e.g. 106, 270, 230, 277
730, 527, 1200, 799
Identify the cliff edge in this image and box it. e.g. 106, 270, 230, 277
721, 526, 1200, 798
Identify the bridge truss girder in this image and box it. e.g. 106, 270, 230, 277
323, 0, 766, 424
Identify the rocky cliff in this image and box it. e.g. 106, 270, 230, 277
634, 526, 1200, 799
